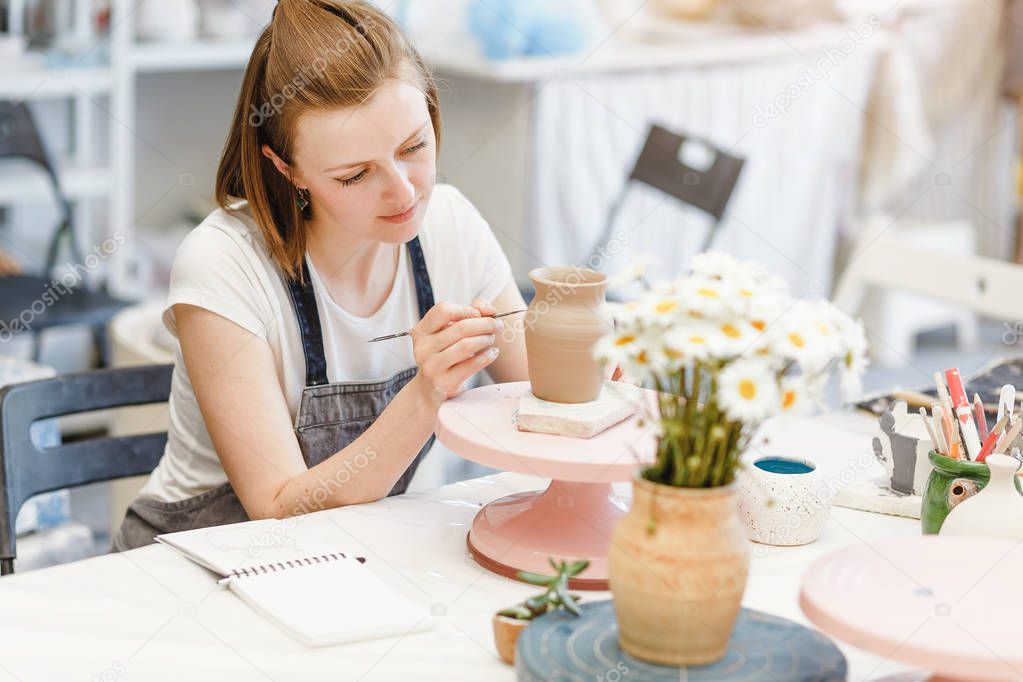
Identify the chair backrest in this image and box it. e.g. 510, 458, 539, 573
0, 101, 78, 268
0, 364, 173, 572
833, 216, 1023, 321
587, 123, 746, 277
628, 124, 746, 222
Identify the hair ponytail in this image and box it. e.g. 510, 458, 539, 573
214, 0, 440, 280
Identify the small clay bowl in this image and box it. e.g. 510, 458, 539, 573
492, 614, 530, 665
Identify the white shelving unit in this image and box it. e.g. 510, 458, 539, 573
0, 1, 112, 291
106, 0, 258, 295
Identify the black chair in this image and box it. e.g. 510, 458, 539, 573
589, 123, 746, 269
0, 364, 173, 575
0, 101, 131, 363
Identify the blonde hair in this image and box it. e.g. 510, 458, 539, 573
215, 0, 440, 279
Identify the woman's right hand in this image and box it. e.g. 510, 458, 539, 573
410, 302, 503, 401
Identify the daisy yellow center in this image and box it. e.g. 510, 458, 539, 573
697, 287, 719, 298
738, 379, 757, 400
615, 335, 635, 346
721, 323, 741, 338
816, 322, 831, 335
782, 390, 796, 409
664, 348, 683, 359
788, 332, 805, 348
739, 288, 754, 297
689, 335, 706, 344
637, 350, 649, 364
655, 300, 677, 314
752, 320, 766, 331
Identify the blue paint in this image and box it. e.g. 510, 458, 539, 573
754, 457, 815, 475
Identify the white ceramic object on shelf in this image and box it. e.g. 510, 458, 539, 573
137, 0, 199, 42
737, 456, 830, 546
940, 454, 1023, 540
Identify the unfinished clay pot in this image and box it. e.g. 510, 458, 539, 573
524, 267, 612, 404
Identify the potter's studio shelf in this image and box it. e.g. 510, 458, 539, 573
0, 65, 111, 99
435, 381, 658, 590
128, 40, 257, 73
0, 159, 112, 205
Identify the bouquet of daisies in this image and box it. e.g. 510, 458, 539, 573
595, 252, 868, 488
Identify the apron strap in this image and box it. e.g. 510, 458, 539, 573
285, 259, 330, 387
406, 235, 436, 317
286, 236, 435, 388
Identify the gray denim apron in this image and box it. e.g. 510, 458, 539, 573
112, 237, 436, 551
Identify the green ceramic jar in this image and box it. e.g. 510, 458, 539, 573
921, 451, 990, 534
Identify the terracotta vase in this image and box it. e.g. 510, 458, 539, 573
524, 267, 611, 404
608, 475, 750, 666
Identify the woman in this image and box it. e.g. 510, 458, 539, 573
113, 0, 529, 550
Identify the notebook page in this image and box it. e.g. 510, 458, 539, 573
156, 519, 343, 577
227, 559, 433, 647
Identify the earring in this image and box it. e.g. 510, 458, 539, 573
296, 187, 310, 212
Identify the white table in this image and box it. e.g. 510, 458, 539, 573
0, 414, 923, 681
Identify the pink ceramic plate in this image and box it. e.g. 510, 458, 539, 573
436, 382, 658, 589
800, 536, 1023, 681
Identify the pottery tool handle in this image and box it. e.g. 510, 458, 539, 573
945, 369, 981, 460
931, 406, 948, 455
974, 393, 988, 440
892, 390, 939, 410
939, 405, 961, 459
919, 407, 939, 446
977, 428, 1002, 461
998, 384, 1016, 426
367, 309, 527, 342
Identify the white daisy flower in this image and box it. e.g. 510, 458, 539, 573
768, 302, 833, 371
717, 359, 781, 423
593, 328, 642, 368
633, 287, 685, 327
607, 254, 657, 293
778, 374, 821, 415
689, 251, 741, 280
664, 321, 717, 362
707, 319, 764, 359
678, 275, 735, 320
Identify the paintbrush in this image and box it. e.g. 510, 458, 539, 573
367, 309, 527, 342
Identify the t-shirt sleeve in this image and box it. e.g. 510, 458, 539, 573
162, 221, 273, 340
442, 186, 514, 304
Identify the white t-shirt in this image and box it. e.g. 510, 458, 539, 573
139, 184, 513, 503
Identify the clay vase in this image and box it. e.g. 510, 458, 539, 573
608, 475, 750, 666
940, 454, 1023, 540
524, 267, 612, 404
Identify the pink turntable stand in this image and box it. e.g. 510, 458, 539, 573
435, 381, 656, 590
800, 536, 1023, 681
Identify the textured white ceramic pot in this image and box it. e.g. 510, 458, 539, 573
737, 456, 830, 546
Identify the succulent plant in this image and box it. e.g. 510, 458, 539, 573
497, 558, 589, 620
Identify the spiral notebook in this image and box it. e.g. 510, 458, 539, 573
156, 520, 432, 647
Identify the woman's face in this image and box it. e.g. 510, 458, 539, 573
288, 78, 437, 245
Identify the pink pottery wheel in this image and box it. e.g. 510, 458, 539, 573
436, 382, 657, 589
800, 536, 1023, 681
